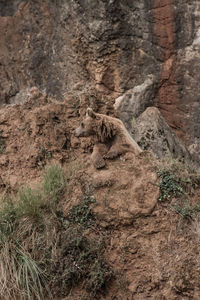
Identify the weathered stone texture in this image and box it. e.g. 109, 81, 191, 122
0, 0, 200, 156
0, 1, 160, 103
131, 107, 192, 163
114, 76, 155, 131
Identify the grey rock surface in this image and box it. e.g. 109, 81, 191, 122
131, 107, 192, 163
114, 76, 155, 131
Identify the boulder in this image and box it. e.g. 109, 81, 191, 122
131, 107, 192, 163
114, 76, 155, 131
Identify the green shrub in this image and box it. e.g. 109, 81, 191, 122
86, 259, 113, 297
50, 228, 113, 298
38, 147, 52, 162
67, 196, 96, 228
173, 201, 200, 219
158, 169, 184, 201
0, 131, 5, 153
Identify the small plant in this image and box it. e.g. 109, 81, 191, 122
17, 186, 43, 219
131, 117, 136, 126
67, 195, 96, 228
158, 169, 184, 201
86, 259, 113, 298
38, 147, 52, 162
43, 164, 64, 207
50, 228, 113, 298
0, 144, 5, 153
18, 123, 32, 136
173, 200, 200, 219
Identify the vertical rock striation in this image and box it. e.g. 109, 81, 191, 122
152, 0, 184, 137
0, 0, 199, 155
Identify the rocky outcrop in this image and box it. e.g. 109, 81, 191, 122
114, 76, 155, 131
0, 1, 160, 106
0, 0, 200, 156
131, 107, 192, 163
151, 0, 200, 148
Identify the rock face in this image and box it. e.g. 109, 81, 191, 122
0, 0, 199, 153
114, 76, 155, 131
0, 0, 160, 107
131, 107, 192, 163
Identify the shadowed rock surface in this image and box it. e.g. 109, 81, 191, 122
131, 107, 193, 163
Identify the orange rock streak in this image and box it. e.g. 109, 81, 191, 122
153, 0, 186, 138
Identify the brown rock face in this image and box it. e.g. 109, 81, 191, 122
0, 0, 199, 153
152, 0, 200, 149
0, 1, 160, 105
152, 0, 186, 139
153, 1, 178, 124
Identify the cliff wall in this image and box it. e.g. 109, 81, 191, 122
0, 0, 200, 151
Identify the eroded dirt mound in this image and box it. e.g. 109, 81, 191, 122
91, 153, 159, 226
62, 151, 159, 227
0, 94, 76, 190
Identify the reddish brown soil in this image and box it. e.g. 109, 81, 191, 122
0, 95, 200, 299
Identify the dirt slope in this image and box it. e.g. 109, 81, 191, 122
0, 96, 200, 299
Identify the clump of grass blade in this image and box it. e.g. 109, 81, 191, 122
0, 164, 65, 299
43, 164, 65, 208
17, 186, 42, 219
16, 164, 64, 219
0, 241, 47, 300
